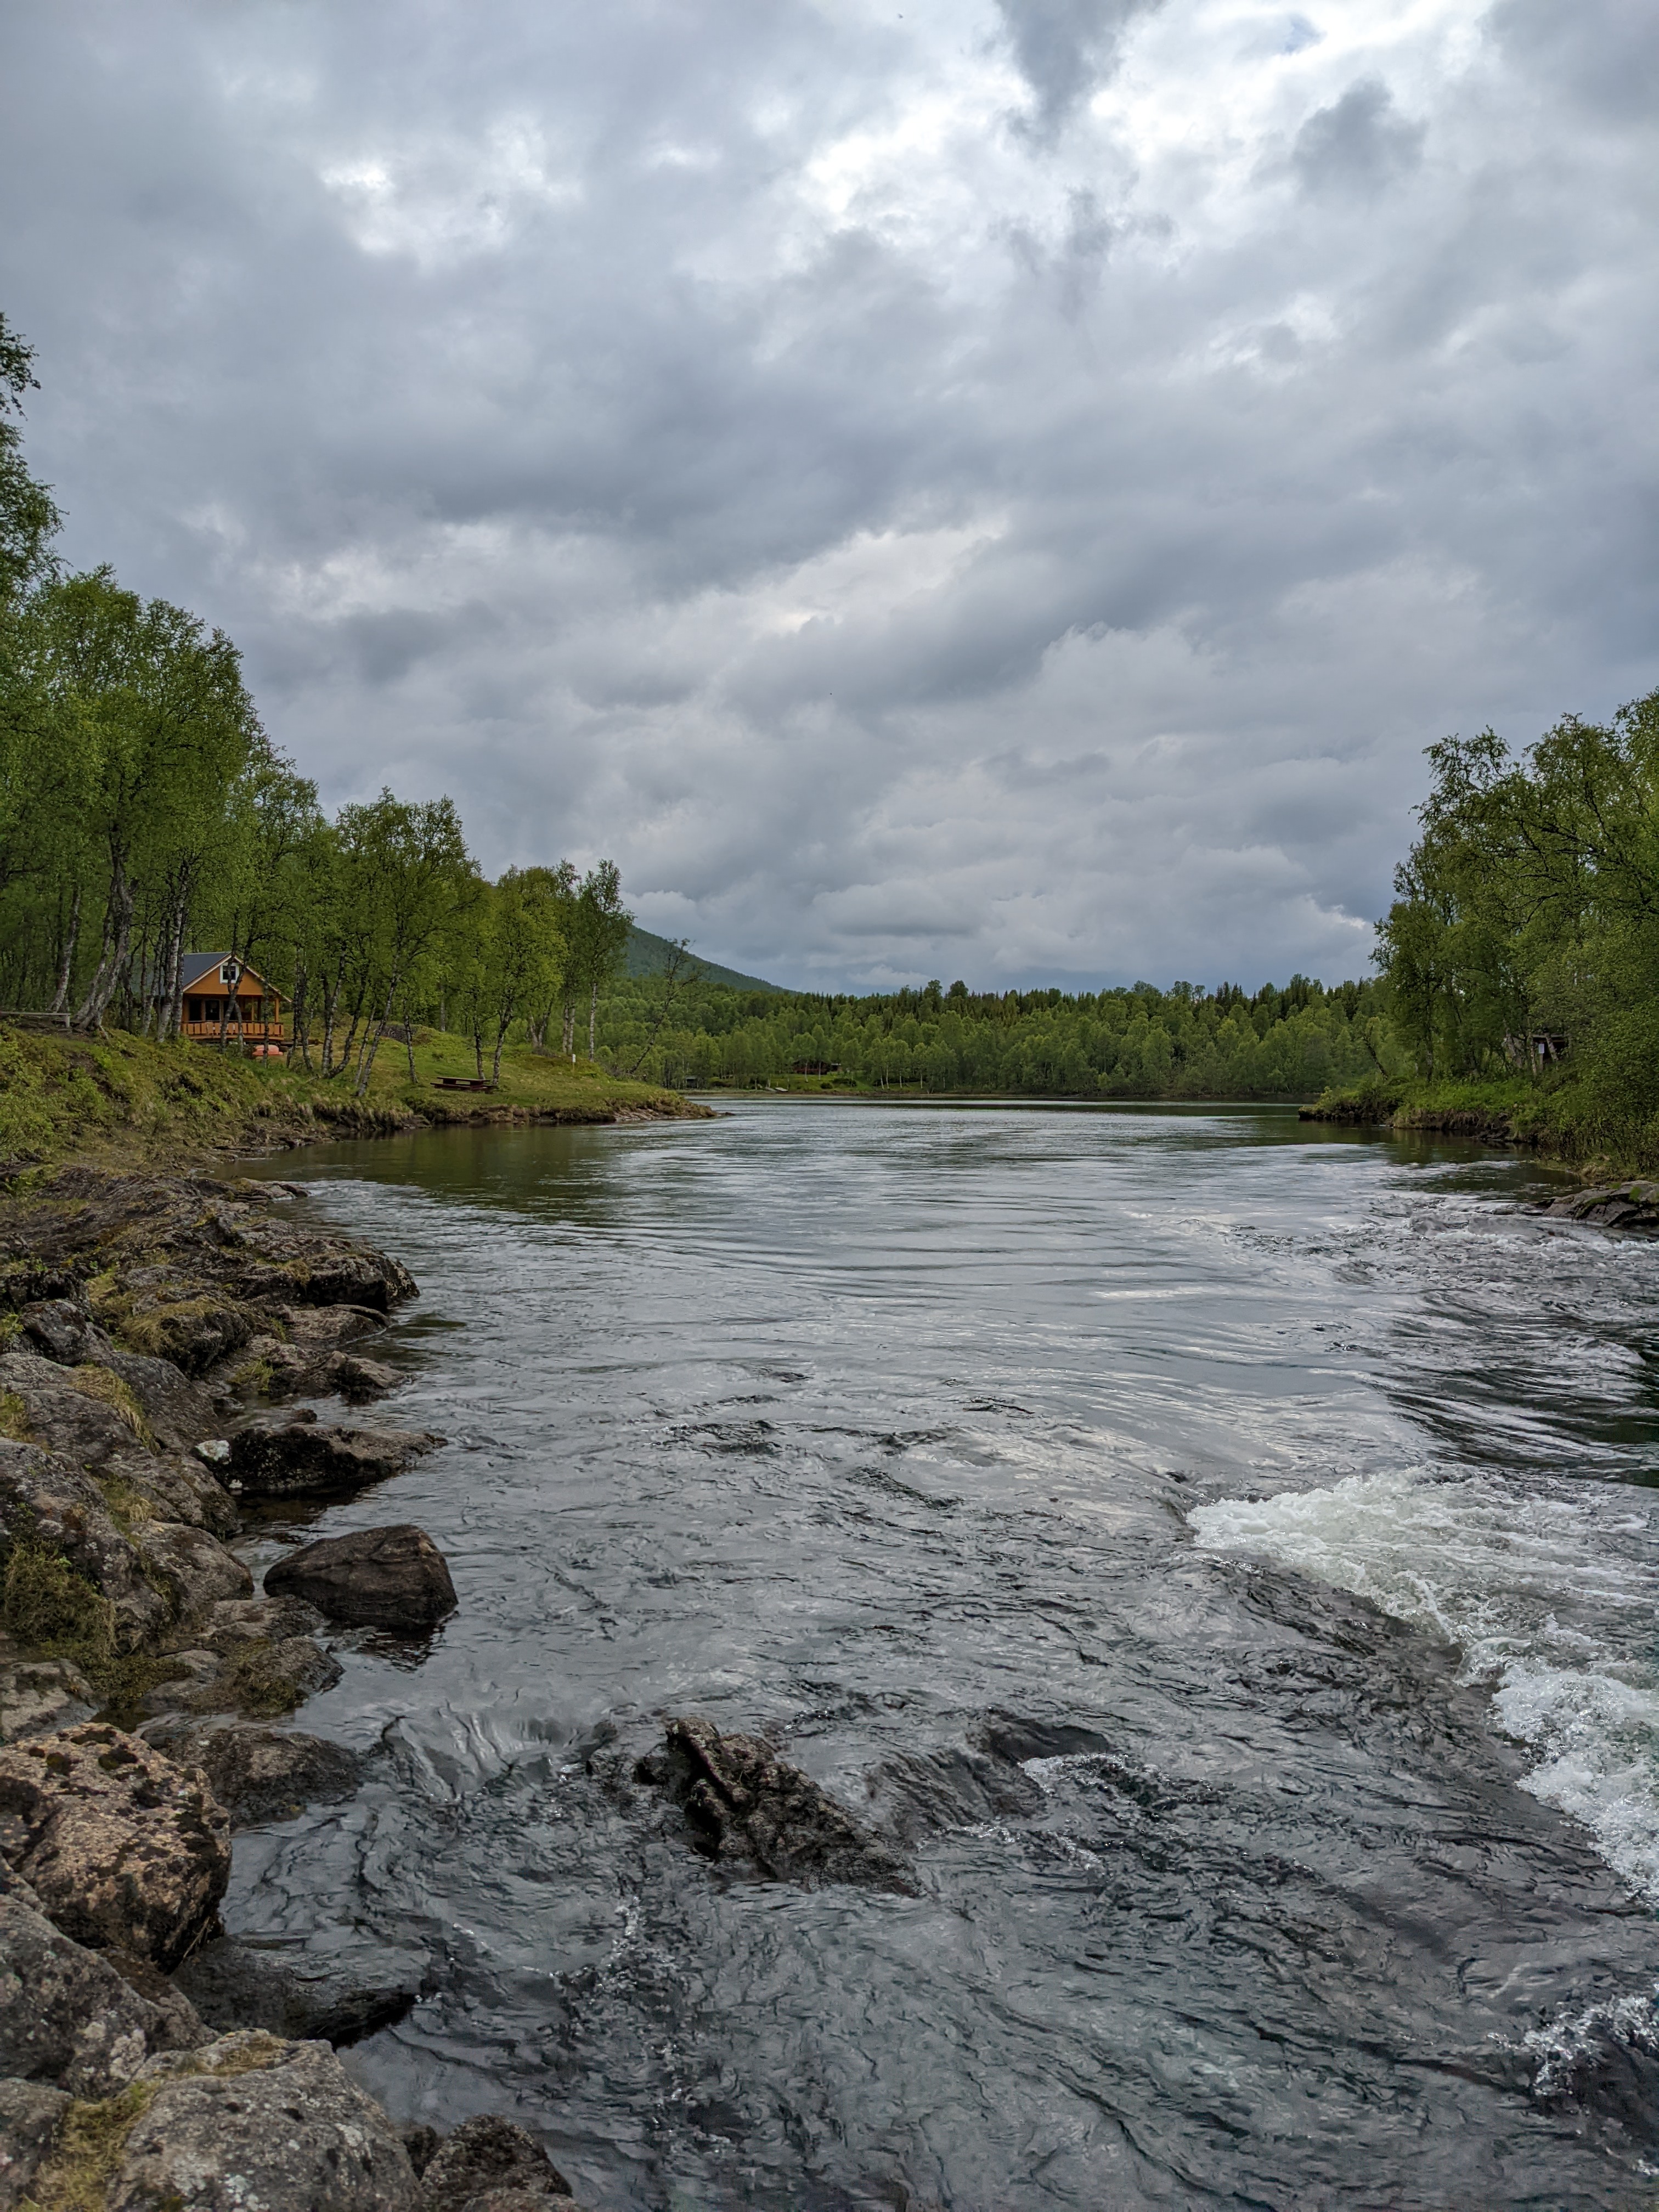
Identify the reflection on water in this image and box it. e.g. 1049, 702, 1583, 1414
231, 1101, 1659, 2208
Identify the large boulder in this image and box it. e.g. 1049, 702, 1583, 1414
419, 2115, 572, 2209
266, 1525, 457, 1630
155, 1724, 363, 1827
0, 1656, 95, 1746
639, 1717, 916, 1893
24, 2030, 423, 2211
173, 1935, 417, 2047
228, 1418, 442, 1500
0, 1880, 206, 2095
0, 1723, 230, 1969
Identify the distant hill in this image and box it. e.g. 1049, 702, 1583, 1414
624, 925, 787, 995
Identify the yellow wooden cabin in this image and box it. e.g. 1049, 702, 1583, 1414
176, 955, 286, 1054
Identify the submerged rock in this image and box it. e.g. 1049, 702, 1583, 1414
419, 2114, 572, 2208
640, 1716, 916, 1893
173, 1934, 417, 2047
0, 1723, 230, 1968
865, 1743, 1046, 1844
0, 1881, 205, 2095
266, 1524, 458, 1630
329, 1351, 402, 1402
228, 1416, 442, 1499
156, 1722, 363, 1827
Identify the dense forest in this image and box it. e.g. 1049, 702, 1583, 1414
595, 968, 1389, 1099
1375, 695, 1658, 1131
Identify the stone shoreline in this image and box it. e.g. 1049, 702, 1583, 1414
0, 1163, 581, 2210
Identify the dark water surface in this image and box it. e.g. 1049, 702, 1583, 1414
232, 1100, 1659, 2209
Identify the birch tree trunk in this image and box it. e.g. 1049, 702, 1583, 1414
75, 862, 134, 1030
50, 884, 81, 1022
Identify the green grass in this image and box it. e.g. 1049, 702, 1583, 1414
0, 1022, 706, 1176
1306, 1071, 1659, 1177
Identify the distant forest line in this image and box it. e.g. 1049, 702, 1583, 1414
595, 970, 1389, 1101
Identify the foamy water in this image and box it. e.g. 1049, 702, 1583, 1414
1190, 1469, 1659, 1898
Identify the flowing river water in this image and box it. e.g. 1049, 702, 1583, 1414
233, 1099, 1659, 2209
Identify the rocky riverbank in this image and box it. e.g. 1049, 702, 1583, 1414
0, 1164, 584, 2209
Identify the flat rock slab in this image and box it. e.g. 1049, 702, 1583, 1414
228, 1418, 443, 1498
0, 1881, 206, 2096
1545, 1180, 1659, 1229
100, 2029, 422, 2211
420, 2115, 572, 2209
640, 1716, 916, 1893
0, 1722, 230, 1968
266, 1524, 458, 1630
173, 1934, 417, 2047
159, 1723, 363, 1827
180, 1634, 343, 1720
0, 1656, 95, 1746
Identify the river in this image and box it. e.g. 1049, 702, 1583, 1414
233, 1098, 1659, 2209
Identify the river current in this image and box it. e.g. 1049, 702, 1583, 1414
233, 1099, 1659, 2209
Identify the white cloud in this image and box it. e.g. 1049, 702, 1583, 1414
0, 0, 1652, 988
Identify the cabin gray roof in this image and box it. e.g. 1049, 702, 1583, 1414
176, 954, 267, 993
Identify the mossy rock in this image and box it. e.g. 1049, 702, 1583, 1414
63, 1364, 157, 1451
20, 2076, 159, 2212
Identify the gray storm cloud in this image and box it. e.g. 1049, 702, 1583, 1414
0, 0, 1652, 989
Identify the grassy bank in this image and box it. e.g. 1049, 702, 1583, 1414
1303, 1073, 1659, 1177
0, 1022, 708, 1176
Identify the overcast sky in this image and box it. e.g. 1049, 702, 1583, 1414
1, 0, 1652, 990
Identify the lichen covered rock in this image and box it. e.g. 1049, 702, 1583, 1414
0, 2075, 70, 2209
109, 2029, 422, 2211
0, 1881, 205, 2095
0, 1723, 230, 1968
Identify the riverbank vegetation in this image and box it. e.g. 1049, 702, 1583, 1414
1309, 690, 1659, 1171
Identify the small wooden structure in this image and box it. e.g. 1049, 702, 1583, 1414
1504, 1031, 1568, 1069
433, 1076, 495, 1092
174, 955, 286, 1053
